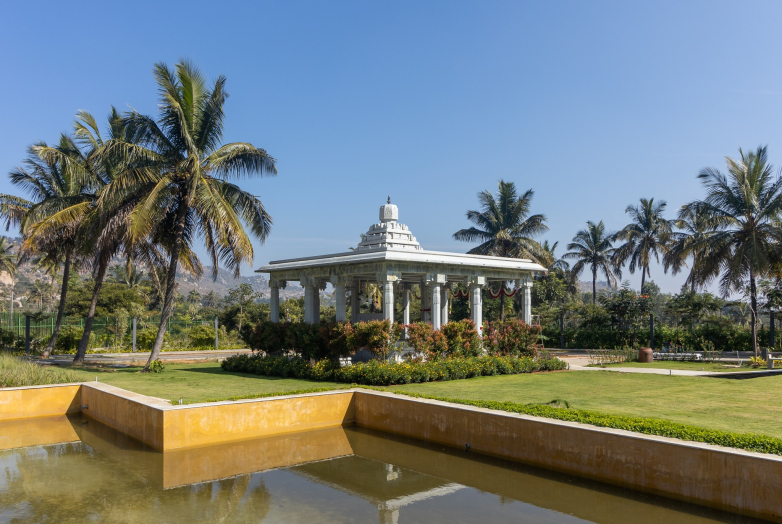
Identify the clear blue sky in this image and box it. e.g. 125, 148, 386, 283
2, 0, 781, 293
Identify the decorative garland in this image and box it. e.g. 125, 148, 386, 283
487, 287, 518, 299
451, 289, 470, 299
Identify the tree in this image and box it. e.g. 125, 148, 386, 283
453, 180, 549, 320
563, 221, 618, 305
612, 198, 674, 291
0, 237, 16, 278
541, 240, 569, 271
664, 203, 715, 293
203, 290, 219, 308
227, 283, 261, 332
0, 134, 97, 357
687, 146, 782, 356
111, 61, 277, 371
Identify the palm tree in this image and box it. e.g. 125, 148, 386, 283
108, 61, 277, 371
453, 180, 548, 320
664, 203, 715, 293
564, 221, 619, 305
0, 136, 95, 357
612, 198, 674, 292
203, 290, 219, 308
541, 240, 569, 271
0, 237, 16, 277
687, 146, 782, 357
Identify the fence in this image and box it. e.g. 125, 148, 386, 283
0, 313, 222, 353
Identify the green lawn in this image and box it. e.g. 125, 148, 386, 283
67, 362, 782, 438
589, 361, 764, 372
70, 362, 345, 404
389, 371, 782, 438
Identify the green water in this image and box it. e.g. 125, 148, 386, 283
0, 415, 765, 523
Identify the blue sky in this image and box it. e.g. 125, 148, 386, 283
2, 0, 782, 293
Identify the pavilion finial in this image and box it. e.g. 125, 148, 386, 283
387, 195, 391, 204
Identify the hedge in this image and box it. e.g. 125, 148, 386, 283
387, 392, 782, 456
221, 354, 567, 386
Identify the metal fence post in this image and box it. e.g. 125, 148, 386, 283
214, 317, 218, 350
25, 316, 30, 356
132, 317, 137, 353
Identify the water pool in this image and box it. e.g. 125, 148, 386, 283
0, 415, 765, 523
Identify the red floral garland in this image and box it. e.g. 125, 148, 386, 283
487, 287, 518, 299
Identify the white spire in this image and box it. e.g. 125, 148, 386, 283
357, 200, 422, 251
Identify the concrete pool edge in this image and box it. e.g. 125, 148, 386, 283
0, 383, 780, 521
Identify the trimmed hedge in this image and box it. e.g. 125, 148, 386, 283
387, 391, 782, 456
221, 354, 567, 386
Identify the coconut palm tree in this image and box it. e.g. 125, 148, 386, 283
0, 237, 16, 277
664, 203, 716, 293
686, 146, 782, 357
541, 240, 569, 271
107, 61, 277, 371
0, 136, 95, 357
453, 180, 549, 320
563, 221, 619, 305
612, 198, 674, 292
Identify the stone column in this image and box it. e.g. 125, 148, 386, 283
470, 276, 486, 336
523, 279, 533, 325
335, 284, 346, 322
420, 279, 428, 323
431, 282, 441, 330
441, 284, 450, 326
378, 272, 400, 326
402, 284, 410, 326
350, 280, 360, 323
302, 278, 314, 324
269, 280, 282, 323
313, 280, 325, 324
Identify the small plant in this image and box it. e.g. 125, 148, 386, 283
749, 356, 767, 368
148, 359, 165, 373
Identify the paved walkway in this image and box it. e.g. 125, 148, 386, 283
38, 348, 252, 365
558, 355, 782, 378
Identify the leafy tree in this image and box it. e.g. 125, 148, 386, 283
109, 61, 276, 371
687, 146, 782, 356
541, 240, 569, 271
453, 180, 549, 320
226, 283, 262, 332
564, 221, 618, 305
666, 290, 725, 328
612, 198, 674, 291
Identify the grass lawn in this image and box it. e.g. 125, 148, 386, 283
589, 361, 764, 372
389, 371, 782, 438
69, 362, 345, 404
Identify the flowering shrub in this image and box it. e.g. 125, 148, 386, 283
482, 319, 540, 357
407, 319, 480, 360
221, 354, 566, 386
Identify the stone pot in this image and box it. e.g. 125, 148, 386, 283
638, 347, 653, 363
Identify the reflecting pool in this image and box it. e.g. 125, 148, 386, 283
0, 415, 765, 523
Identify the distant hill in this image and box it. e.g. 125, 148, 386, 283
177, 267, 304, 300
577, 280, 613, 293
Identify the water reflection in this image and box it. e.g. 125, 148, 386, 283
0, 415, 767, 523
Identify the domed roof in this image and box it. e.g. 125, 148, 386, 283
356, 198, 422, 252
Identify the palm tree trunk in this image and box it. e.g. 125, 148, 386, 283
750, 269, 759, 358
641, 267, 646, 293
43, 249, 72, 358
499, 283, 506, 321
73, 258, 108, 364
592, 266, 597, 305
144, 199, 188, 371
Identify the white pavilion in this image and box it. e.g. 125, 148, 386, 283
258, 200, 547, 334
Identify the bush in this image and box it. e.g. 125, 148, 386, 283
188, 325, 216, 348
137, 327, 168, 350
148, 359, 165, 373
54, 325, 96, 354
221, 354, 566, 386
482, 319, 540, 357
407, 319, 480, 360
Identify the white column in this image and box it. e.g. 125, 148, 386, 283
431, 281, 441, 330
350, 281, 359, 323
402, 285, 410, 326
335, 284, 346, 322
383, 281, 394, 324
441, 285, 450, 325
420, 280, 428, 323
470, 276, 486, 336
270, 281, 280, 322
523, 280, 533, 325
